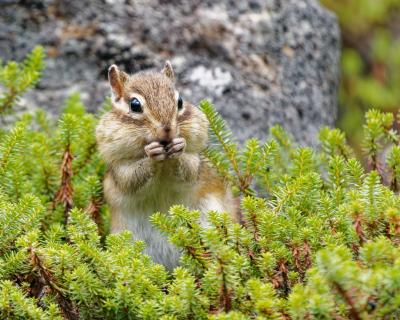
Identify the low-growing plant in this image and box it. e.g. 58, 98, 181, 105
0, 48, 400, 319
0, 46, 44, 115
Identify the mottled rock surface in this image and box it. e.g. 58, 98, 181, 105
0, 0, 340, 145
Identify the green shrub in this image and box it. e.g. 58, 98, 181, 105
0, 46, 44, 115
1, 48, 400, 319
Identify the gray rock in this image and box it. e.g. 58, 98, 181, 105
0, 0, 340, 145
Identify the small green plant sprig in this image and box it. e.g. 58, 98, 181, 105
0, 46, 44, 115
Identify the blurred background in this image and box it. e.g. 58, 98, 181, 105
321, 0, 400, 153
1, 0, 400, 151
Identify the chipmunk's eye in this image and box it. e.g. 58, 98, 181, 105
130, 98, 142, 113
177, 96, 183, 110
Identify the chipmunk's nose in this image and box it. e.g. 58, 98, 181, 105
163, 125, 171, 133
156, 124, 175, 146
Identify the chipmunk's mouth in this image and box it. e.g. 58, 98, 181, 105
159, 140, 169, 148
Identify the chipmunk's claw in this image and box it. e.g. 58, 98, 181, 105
166, 137, 186, 157
145, 141, 167, 161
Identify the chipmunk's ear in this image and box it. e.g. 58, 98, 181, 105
162, 60, 175, 81
108, 65, 128, 100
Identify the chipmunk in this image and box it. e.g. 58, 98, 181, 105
96, 61, 235, 269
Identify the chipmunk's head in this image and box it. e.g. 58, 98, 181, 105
108, 61, 187, 147
97, 61, 208, 162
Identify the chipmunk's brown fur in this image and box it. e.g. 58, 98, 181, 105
96, 62, 235, 269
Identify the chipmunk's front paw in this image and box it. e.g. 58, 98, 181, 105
166, 137, 186, 158
145, 142, 167, 161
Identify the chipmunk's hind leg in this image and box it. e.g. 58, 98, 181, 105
197, 193, 234, 227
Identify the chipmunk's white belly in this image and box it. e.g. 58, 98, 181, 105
110, 175, 195, 269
